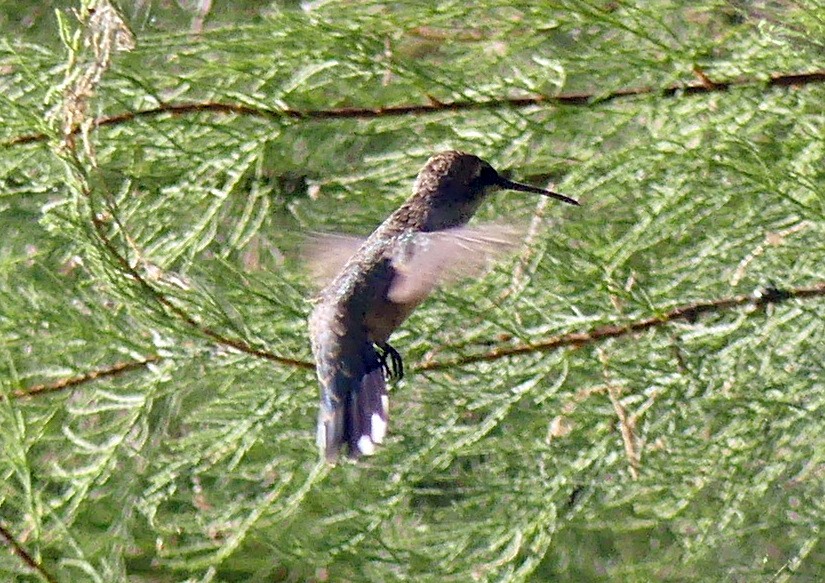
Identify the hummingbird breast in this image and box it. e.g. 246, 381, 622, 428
363, 294, 422, 344
310, 237, 424, 344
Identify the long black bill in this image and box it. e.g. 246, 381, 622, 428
498, 177, 580, 206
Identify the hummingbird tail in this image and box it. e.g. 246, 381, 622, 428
315, 340, 389, 462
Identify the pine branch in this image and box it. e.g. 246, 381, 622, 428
4, 68, 824, 148
82, 182, 312, 370
419, 282, 825, 370
8, 283, 821, 401
3, 356, 161, 400
0, 523, 56, 583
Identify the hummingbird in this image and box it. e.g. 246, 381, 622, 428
307, 150, 579, 462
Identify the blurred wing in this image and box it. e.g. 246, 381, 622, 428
388, 223, 523, 304
303, 233, 366, 287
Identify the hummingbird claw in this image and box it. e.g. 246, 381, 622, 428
377, 342, 404, 380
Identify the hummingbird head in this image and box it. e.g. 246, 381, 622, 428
410, 150, 578, 231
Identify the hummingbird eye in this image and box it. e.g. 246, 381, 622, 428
472, 163, 500, 191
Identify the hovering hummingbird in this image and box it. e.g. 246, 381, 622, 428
307, 151, 579, 462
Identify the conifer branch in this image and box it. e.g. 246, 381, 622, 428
86, 198, 314, 369
4, 68, 824, 148
418, 282, 825, 370
8, 283, 821, 400
3, 356, 161, 400
0, 523, 57, 583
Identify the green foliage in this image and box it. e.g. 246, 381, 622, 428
1, 1, 823, 581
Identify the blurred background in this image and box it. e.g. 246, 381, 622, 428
1, 1, 823, 581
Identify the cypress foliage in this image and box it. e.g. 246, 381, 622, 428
1, 1, 823, 580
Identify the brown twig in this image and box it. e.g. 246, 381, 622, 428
5, 356, 162, 400
417, 282, 825, 371
598, 349, 640, 480
84, 200, 313, 370
6, 283, 822, 401
44, 13, 315, 377
5, 69, 825, 148
0, 522, 57, 583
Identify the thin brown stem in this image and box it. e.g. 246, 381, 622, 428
0, 523, 57, 583
417, 282, 825, 371
6, 283, 822, 400
7, 283, 823, 400
5, 69, 825, 148
6, 356, 161, 400
85, 194, 313, 370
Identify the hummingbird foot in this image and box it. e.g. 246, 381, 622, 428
376, 342, 404, 380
